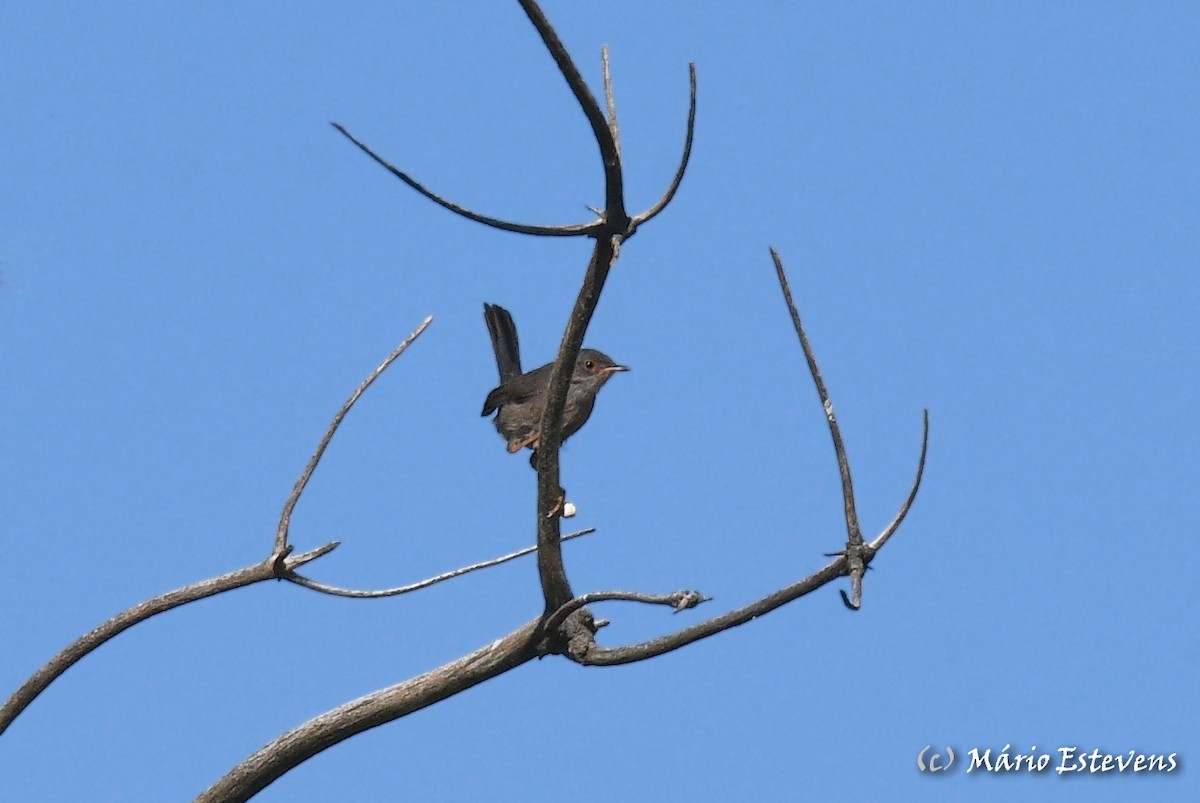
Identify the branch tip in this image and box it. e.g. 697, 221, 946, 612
275, 317, 432, 553
333, 120, 600, 237
288, 527, 597, 599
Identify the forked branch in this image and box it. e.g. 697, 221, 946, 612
194, 2, 925, 796
334, 0, 695, 243
523, 0, 695, 616
560, 250, 929, 660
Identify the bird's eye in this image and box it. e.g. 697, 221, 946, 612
584, 359, 595, 370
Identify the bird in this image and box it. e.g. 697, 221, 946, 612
481, 302, 627, 465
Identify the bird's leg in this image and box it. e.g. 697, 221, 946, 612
510, 432, 540, 454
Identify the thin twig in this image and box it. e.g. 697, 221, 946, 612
631, 63, 698, 229
601, 46, 620, 162
287, 528, 597, 598
770, 248, 862, 547
275, 317, 432, 553
544, 589, 709, 634
332, 123, 600, 237
870, 410, 930, 551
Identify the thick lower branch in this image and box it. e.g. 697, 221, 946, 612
197, 619, 542, 802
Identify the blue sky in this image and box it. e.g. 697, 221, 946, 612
2, 2, 1197, 801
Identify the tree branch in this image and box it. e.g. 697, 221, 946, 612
332, 123, 602, 237
276, 316, 432, 554
534, 237, 618, 613
630, 63, 697, 230
0, 543, 337, 735
770, 248, 860, 548
571, 558, 849, 665
331, 1, 698, 622
197, 619, 543, 802
870, 410, 929, 552
287, 528, 596, 598
564, 248, 929, 654
544, 589, 710, 634
517, 0, 627, 228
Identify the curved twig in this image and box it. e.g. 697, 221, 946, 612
631, 63, 698, 230
870, 410, 930, 551
276, 316, 432, 553
544, 589, 709, 634
287, 528, 596, 598
0, 543, 337, 735
332, 123, 601, 237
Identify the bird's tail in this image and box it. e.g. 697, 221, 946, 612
483, 303, 522, 383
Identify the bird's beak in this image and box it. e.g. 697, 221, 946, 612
604, 364, 630, 375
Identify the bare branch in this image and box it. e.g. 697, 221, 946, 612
332, 123, 601, 237
332, 4, 695, 627
517, 0, 626, 227
287, 528, 597, 599
571, 558, 849, 665
838, 410, 930, 609
288, 542, 342, 567
601, 46, 621, 162
840, 572, 865, 611
0, 543, 337, 736
198, 619, 543, 803
631, 63, 698, 230
543, 372, 926, 654
544, 589, 709, 634
275, 316, 432, 553
870, 409, 930, 551
770, 248, 862, 547
535, 237, 619, 613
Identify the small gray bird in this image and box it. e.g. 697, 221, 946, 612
481, 303, 627, 463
